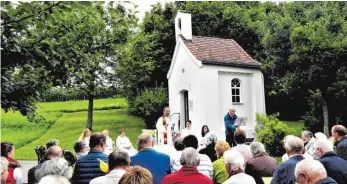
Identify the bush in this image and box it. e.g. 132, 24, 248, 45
129, 88, 168, 129
255, 113, 290, 156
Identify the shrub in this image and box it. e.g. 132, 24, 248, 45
129, 88, 168, 129
255, 113, 290, 156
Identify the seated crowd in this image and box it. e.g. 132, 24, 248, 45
0, 124, 346, 184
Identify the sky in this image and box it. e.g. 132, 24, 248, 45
129, 0, 169, 21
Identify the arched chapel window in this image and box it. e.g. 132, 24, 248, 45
231, 78, 241, 103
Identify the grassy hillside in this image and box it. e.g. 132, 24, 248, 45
1, 98, 145, 160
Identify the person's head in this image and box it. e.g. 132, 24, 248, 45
174, 137, 185, 151
46, 140, 59, 149
119, 166, 153, 184
234, 129, 246, 144
295, 159, 327, 184
314, 139, 333, 159
46, 146, 63, 159
163, 107, 170, 117
38, 175, 70, 184
224, 150, 245, 175
73, 141, 87, 154
36, 158, 73, 182
109, 151, 130, 170
80, 128, 91, 140
89, 133, 106, 151
250, 142, 266, 156
201, 125, 209, 137
119, 129, 126, 137
180, 147, 200, 167
0, 157, 9, 184
1, 142, 15, 159
314, 132, 327, 140
137, 133, 154, 151
183, 135, 199, 149
186, 120, 192, 128
206, 133, 218, 146
229, 107, 236, 116
102, 130, 109, 137
331, 125, 346, 141
215, 141, 230, 158
301, 131, 313, 143
284, 136, 304, 156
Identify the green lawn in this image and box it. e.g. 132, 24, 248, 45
284, 120, 305, 137
1, 98, 145, 160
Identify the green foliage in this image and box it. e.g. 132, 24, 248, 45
129, 88, 168, 129
1, 98, 144, 160
255, 113, 290, 156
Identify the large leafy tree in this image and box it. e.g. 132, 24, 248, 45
1, 1, 136, 129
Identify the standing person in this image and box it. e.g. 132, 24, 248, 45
103, 130, 114, 155
156, 107, 175, 145
72, 133, 108, 184
116, 129, 137, 157
162, 147, 213, 184
78, 128, 91, 151
130, 133, 170, 184
90, 151, 130, 184
199, 125, 210, 148
224, 107, 239, 147
181, 120, 195, 138
331, 125, 347, 161
1, 142, 22, 184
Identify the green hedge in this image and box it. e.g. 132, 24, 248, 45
255, 113, 290, 156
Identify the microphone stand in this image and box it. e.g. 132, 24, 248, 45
170, 113, 181, 131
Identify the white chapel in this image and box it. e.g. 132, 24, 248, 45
168, 11, 266, 140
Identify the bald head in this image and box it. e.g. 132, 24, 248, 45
137, 133, 153, 151
295, 159, 327, 184
46, 146, 62, 159
285, 136, 304, 156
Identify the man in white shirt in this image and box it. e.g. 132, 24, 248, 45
156, 107, 175, 145
90, 151, 130, 184
170, 137, 185, 173
103, 130, 114, 155
181, 120, 195, 138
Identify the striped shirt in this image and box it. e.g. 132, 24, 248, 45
336, 136, 347, 161
198, 153, 213, 178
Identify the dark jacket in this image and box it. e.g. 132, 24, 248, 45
315, 177, 337, 184
336, 136, 347, 161
131, 147, 170, 184
71, 149, 108, 184
223, 113, 238, 135
27, 159, 49, 184
319, 151, 347, 184
245, 152, 277, 184
199, 142, 217, 162
271, 155, 304, 184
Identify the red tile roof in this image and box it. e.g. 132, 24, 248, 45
183, 36, 261, 68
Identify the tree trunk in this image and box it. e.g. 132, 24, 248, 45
322, 98, 329, 137
87, 93, 94, 130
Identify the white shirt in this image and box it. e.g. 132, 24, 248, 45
181, 128, 195, 138
104, 136, 114, 155
116, 136, 132, 149
198, 153, 213, 178
156, 116, 174, 145
170, 150, 183, 173
223, 173, 256, 184
90, 169, 126, 184
230, 144, 252, 163
14, 168, 22, 184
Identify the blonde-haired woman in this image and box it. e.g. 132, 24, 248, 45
79, 128, 91, 151
212, 140, 231, 184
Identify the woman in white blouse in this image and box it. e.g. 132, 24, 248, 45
78, 128, 91, 151
116, 129, 137, 156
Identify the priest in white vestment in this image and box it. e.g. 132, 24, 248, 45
180, 120, 195, 138
116, 129, 137, 156
156, 107, 175, 145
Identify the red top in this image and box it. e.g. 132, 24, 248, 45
162, 166, 213, 184
6, 157, 19, 184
